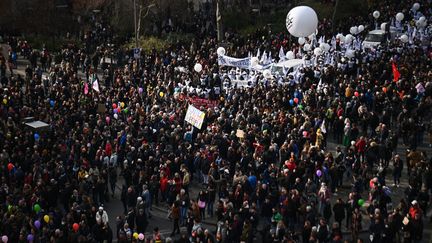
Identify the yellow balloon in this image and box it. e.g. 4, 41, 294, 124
120, 102, 125, 108
133, 232, 139, 239
44, 215, 49, 223
2, 99, 7, 105
159, 92, 164, 97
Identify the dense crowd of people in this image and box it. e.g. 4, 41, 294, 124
0, 0, 431, 243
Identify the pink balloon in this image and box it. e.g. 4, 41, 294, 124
2, 235, 8, 243
105, 116, 110, 124
138, 233, 144, 240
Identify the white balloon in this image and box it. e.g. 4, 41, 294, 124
345, 34, 354, 43
345, 49, 355, 58
286, 51, 295, 60
217, 47, 226, 56
413, 3, 420, 11
303, 43, 311, 51
381, 23, 387, 31
251, 57, 259, 67
286, 6, 318, 37
298, 37, 306, 45
400, 34, 409, 43
323, 43, 330, 52
350, 26, 358, 35
194, 63, 202, 72
421, 20, 427, 28
313, 47, 323, 56
114, 114, 118, 119
419, 16, 426, 23
373, 11, 380, 19
358, 25, 365, 32
396, 12, 404, 21
263, 70, 272, 78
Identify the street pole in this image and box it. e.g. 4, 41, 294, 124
216, 0, 223, 42
134, 0, 138, 48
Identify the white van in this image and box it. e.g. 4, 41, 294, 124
362, 27, 401, 49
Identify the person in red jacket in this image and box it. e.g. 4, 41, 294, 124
409, 200, 423, 219
160, 172, 169, 203
355, 136, 366, 162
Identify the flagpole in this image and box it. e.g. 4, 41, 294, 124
216, 0, 223, 42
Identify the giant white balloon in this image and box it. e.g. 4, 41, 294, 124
217, 47, 226, 56
350, 26, 358, 35
413, 3, 420, 11
373, 11, 380, 19
400, 34, 409, 43
286, 6, 318, 37
286, 51, 295, 60
194, 63, 202, 72
298, 37, 306, 45
358, 25, 365, 33
396, 13, 404, 21
303, 43, 311, 51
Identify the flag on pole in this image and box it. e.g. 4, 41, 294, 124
260, 51, 267, 63
92, 79, 100, 92
84, 82, 89, 94
278, 46, 285, 61
392, 62, 400, 82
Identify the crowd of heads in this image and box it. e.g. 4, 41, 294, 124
0, 0, 431, 243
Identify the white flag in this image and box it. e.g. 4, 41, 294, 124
256, 49, 261, 59
92, 79, 100, 92
278, 46, 285, 61
260, 51, 267, 63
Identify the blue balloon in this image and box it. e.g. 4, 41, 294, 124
49, 100, 55, 107
34, 133, 40, 141
113, 108, 118, 114
289, 99, 294, 106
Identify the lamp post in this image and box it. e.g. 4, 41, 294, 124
134, 0, 138, 48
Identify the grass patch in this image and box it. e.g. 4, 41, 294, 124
124, 32, 194, 53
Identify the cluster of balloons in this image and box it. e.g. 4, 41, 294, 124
349, 25, 365, 35
286, 6, 318, 38
133, 233, 145, 240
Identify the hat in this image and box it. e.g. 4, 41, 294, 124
412, 200, 418, 205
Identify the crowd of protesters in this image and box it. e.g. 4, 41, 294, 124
0, 0, 431, 243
